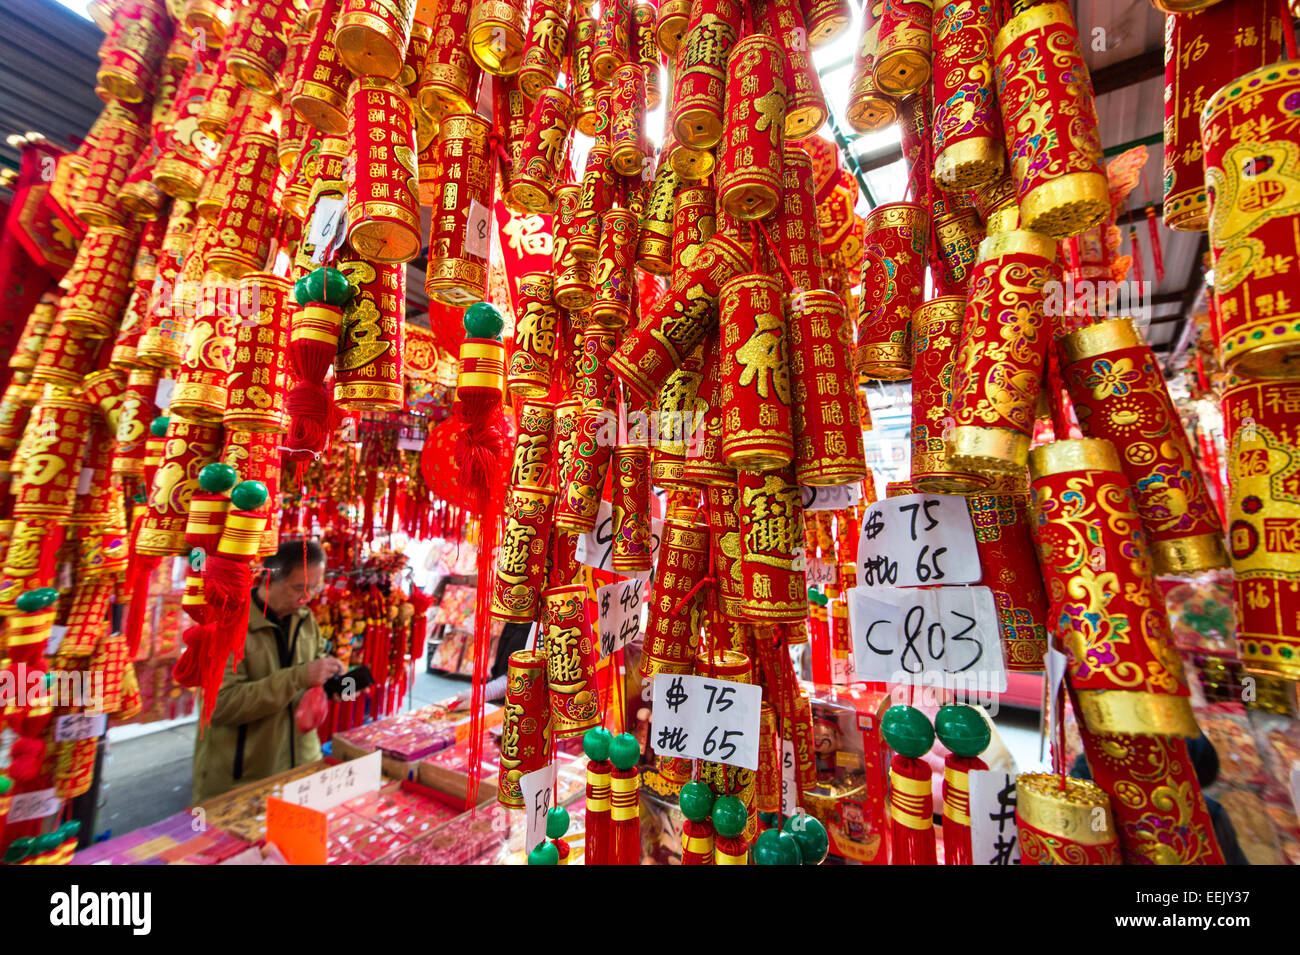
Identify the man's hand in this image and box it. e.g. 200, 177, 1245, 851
304, 657, 346, 687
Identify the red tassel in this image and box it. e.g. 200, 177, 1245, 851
453, 397, 509, 517
610, 765, 640, 864
585, 758, 612, 865
940, 753, 988, 865
714, 834, 749, 865
681, 818, 715, 865
123, 551, 162, 658
285, 303, 342, 463
1145, 205, 1164, 283
889, 755, 937, 865
1128, 225, 1144, 289
465, 481, 505, 809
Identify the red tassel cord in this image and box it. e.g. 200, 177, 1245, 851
888, 754, 938, 865
1144, 205, 1164, 283
585, 758, 613, 865
941, 753, 989, 866
681, 818, 716, 865
609, 765, 641, 865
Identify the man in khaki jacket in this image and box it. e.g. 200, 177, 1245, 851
191, 540, 345, 803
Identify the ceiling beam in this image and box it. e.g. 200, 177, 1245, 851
1090, 47, 1165, 97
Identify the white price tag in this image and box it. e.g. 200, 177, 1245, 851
465, 198, 491, 259
596, 577, 644, 658
307, 195, 347, 264
77, 467, 94, 495
781, 739, 797, 816
806, 556, 837, 586
574, 500, 663, 580
969, 770, 1021, 865
280, 750, 381, 811
46, 623, 68, 656
9, 787, 59, 823
856, 493, 981, 588
54, 713, 108, 742
651, 674, 762, 771
154, 377, 176, 411
801, 483, 862, 512
1290, 764, 1300, 821
1044, 646, 1068, 759
848, 585, 1006, 691
475, 74, 495, 121
520, 762, 557, 854
396, 435, 425, 452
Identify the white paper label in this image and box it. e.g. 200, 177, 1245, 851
475, 74, 495, 121
856, 493, 981, 588
55, 713, 108, 742
9, 787, 59, 823
1044, 646, 1068, 760
805, 557, 837, 587
848, 585, 1006, 691
651, 674, 762, 771
520, 762, 557, 854
307, 195, 347, 265
46, 623, 68, 656
574, 500, 663, 581
969, 770, 1021, 865
1290, 764, 1300, 821
801, 483, 862, 512
596, 577, 645, 658
781, 739, 797, 816
396, 435, 425, 452
77, 467, 94, 495
280, 750, 381, 811
154, 377, 176, 411
465, 198, 491, 259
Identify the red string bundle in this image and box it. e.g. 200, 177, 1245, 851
585, 758, 613, 865
888, 754, 937, 865
285, 303, 344, 465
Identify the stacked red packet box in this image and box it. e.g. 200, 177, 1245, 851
323, 781, 461, 865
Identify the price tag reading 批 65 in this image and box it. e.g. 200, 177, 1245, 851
652, 674, 762, 771
855, 493, 981, 588
596, 577, 644, 658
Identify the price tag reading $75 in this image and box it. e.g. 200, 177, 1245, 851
651, 674, 762, 771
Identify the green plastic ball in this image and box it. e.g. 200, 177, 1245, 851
711, 794, 748, 838
463, 300, 505, 341
753, 828, 802, 865
230, 479, 269, 511
582, 726, 614, 762
188, 547, 205, 571
545, 806, 570, 840
294, 266, 352, 307
0, 775, 11, 796
15, 587, 58, 613
881, 704, 935, 758
198, 462, 238, 493
608, 732, 640, 771
526, 840, 559, 865
934, 704, 991, 759
3, 837, 32, 864
758, 810, 780, 829
149, 415, 170, 437
784, 812, 829, 865
678, 781, 716, 823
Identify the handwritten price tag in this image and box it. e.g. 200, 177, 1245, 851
848, 585, 1006, 691
574, 500, 663, 580
306, 195, 346, 265
969, 771, 1021, 865
266, 796, 328, 865
856, 493, 980, 588
520, 763, 557, 854
465, 198, 491, 259
801, 483, 862, 512
805, 556, 837, 586
54, 713, 107, 742
651, 674, 761, 771
781, 739, 797, 815
9, 788, 59, 823
596, 578, 644, 658
280, 750, 380, 812
154, 377, 175, 411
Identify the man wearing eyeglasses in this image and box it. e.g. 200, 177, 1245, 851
191, 539, 346, 802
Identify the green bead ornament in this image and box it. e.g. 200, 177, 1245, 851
758, 810, 780, 829
753, 828, 802, 865
230, 480, 269, 511
608, 732, 640, 771
934, 704, 991, 759
678, 781, 716, 823
3, 837, 32, 864
881, 705, 935, 758
583, 726, 614, 762
149, 415, 169, 437
784, 812, 829, 865
463, 300, 505, 341
711, 794, 747, 838
546, 806, 570, 840
806, 588, 828, 607
527, 840, 559, 865
15, 588, 58, 612
294, 266, 352, 307
198, 462, 238, 493
0, 776, 11, 796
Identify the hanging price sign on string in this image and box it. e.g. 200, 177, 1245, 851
781, 739, 797, 815
596, 577, 645, 658
969, 770, 1021, 866
801, 483, 862, 512
307, 195, 347, 265
651, 674, 762, 770
520, 762, 557, 853
465, 198, 492, 259
574, 500, 663, 580
848, 585, 1007, 691
855, 493, 981, 588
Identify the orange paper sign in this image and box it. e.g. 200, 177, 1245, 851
266, 796, 328, 865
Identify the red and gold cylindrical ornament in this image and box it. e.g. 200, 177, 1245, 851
590, 208, 640, 330
846, 1, 896, 133
96, 0, 171, 104
681, 336, 736, 487
195, 54, 243, 141
184, 490, 231, 566
29, 316, 97, 392
498, 649, 551, 808
519, 0, 569, 100
59, 224, 140, 340
136, 417, 225, 556
873, 0, 931, 97
716, 37, 785, 221
610, 445, 653, 573
803, 0, 850, 46
671, 181, 716, 274
755, 0, 826, 141
1015, 773, 1120, 865
224, 0, 295, 95
633, 2, 662, 110
69, 420, 117, 530
425, 113, 491, 306
966, 485, 1049, 671
550, 395, 582, 481
1223, 376, 1300, 679
10, 303, 57, 374
949, 229, 1060, 474
224, 272, 292, 433
345, 78, 422, 263
206, 131, 281, 278
898, 84, 932, 200
672, 3, 739, 150
11, 396, 95, 520
1202, 62, 1300, 377
183, 0, 238, 44
776, 149, 822, 294
571, 15, 603, 136
575, 325, 619, 409
169, 282, 236, 423
0, 519, 53, 615
738, 467, 807, 621
467, 0, 527, 75
571, 142, 615, 263
706, 483, 745, 618
292, 0, 352, 134
1028, 439, 1198, 737
1059, 318, 1227, 575
154, 47, 221, 201
334, 259, 405, 411
507, 85, 573, 214
541, 584, 600, 738
789, 289, 867, 486
788, 686, 817, 790
509, 400, 556, 488
908, 296, 990, 494
610, 231, 750, 401
507, 274, 559, 398
610, 63, 649, 178
656, 0, 691, 55
592, 0, 631, 80
931, 0, 1004, 191
650, 343, 704, 489
641, 497, 708, 676
994, 2, 1108, 239
112, 368, 159, 478
76, 102, 149, 226
62, 577, 117, 655
636, 167, 679, 277
718, 273, 793, 471
111, 217, 169, 369
856, 201, 927, 380
932, 193, 984, 295
755, 702, 781, 812
336, 0, 417, 80
554, 407, 615, 533
220, 430, 282, 555
491, 485, 558, 621
1163, 2, 1281, 231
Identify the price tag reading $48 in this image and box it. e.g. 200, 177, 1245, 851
596, 577, 644, 658
855, 493, 981, 588
651, 674, 762, 771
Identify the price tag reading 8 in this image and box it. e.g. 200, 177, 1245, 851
651, 674, 762, 771
856, 493, 981, 588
